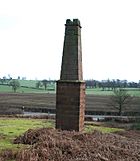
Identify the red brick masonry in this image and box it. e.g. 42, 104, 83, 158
56, 80, 85, 131
56, 19, 85, 131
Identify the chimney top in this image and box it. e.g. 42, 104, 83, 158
66, 19, 81, 27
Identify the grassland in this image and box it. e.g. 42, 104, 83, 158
1, 85, 140, 96
86, 88, 140, 96
0, 79, 56, 94
1, 80, 140, 96
0, 84, 47, 93
0, 118, 54, 151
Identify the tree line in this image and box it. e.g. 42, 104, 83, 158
86, 79, 140, 90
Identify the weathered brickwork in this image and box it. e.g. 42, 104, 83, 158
56, 19, 85, 131
60, 19, 83, 80
56, 81, 85, 131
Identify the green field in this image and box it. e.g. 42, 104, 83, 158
19, 80, 38, 87
0, 118, 54, 151
86, 88, 140, 96
1, 79, 140, 96
0, 79, 56, 94
0, 84, 45, 93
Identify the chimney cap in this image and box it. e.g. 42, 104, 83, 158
66, 19, 81, 27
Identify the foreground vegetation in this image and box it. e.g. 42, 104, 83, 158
1, 117, 139, 151
0, 118, 123, 151
0, 118, 54, 151
0, 118, 139, 161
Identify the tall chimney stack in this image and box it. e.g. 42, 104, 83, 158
56, 19, 85, 131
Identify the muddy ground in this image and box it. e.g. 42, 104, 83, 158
0, 93, 140, 115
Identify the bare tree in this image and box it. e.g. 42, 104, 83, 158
110, 88, 132, 116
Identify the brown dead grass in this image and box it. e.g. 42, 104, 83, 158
0, 149, 16, 161
12, 128, 140, 161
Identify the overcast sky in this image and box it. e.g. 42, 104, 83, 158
0, 0, 140, 82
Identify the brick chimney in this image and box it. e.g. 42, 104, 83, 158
56, 19, 85, 131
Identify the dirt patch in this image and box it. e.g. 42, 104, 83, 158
13, 128, 140, 161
